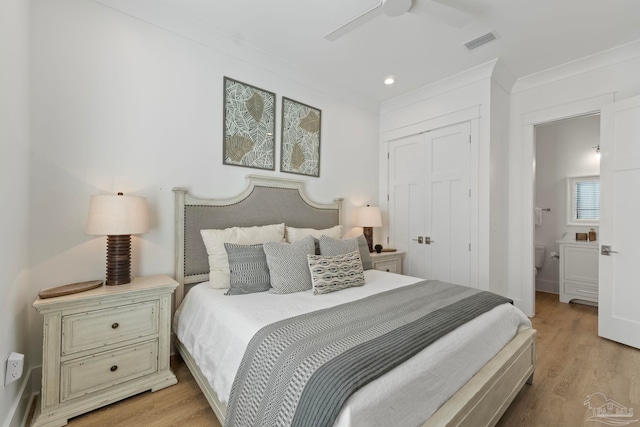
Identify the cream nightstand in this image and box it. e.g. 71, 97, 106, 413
32, 275, 178, 427
370, 251, 405, 274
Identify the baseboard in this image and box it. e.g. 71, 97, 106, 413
535, 279, 558, 294
535, 289, 559, 295
2, 365, 40, 427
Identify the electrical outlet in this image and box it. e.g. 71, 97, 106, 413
5, 352, 24, 386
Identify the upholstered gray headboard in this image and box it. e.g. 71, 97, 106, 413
173, 175, 343, 305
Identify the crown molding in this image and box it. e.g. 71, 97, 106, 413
381, 59, 498, 115
513, 39, 640, 93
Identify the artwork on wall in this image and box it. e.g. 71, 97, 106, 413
223, 77, 276, 170
280, 97, 321, 177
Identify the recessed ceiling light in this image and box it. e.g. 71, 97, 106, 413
384, 76, 395, 85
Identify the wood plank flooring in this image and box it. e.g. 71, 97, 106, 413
63, 292, 639, 427
64, 355, 221, 427
497, 292, 640, 426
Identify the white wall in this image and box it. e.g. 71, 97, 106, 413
0, 0, 31, 425
534, 115, 600, 294
488, 67, 513, 296
28, 0, 379, 367
507, 40, 640, 316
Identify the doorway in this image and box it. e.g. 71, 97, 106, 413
533, 115, 600, 300
517, 93, 614, 317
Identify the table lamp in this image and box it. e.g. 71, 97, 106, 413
355, 205, 382, 252
86, 192, 149, 285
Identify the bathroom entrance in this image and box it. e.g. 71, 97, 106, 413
533, 114, 600, 305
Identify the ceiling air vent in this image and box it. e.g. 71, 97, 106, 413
464, 31, 497, 51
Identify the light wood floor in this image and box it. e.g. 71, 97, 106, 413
62, 292, 639, 427
497, 292, 640, 426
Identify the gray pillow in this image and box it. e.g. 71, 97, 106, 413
224, 243, 271, 295
308, 250, 365, 295
319, 235, 358, 255
264, 235, 316, 294
356, 235, 373, 270
318, 235, 373, 270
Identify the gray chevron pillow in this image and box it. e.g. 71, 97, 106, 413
224, 243, 271, 295
264, 235, 316, 294
308, 250, 365, 295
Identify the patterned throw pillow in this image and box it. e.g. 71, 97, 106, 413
318, 235, 373, 270
200, 223, 285, 289
308, 250, 366, 295
264, 235, 316, 294
224, 243, 271, 295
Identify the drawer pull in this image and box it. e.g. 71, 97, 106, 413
111, 322, 119, 329
110, 365, 118, 372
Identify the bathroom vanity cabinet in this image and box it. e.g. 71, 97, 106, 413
558, 238, 599, 304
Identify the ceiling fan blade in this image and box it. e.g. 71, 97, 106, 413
325, 3, 383, 41
408, 0, 470, 28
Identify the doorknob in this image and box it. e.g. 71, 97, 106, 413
412, 236, 423, 244
425, 237, 435, 245
601, 245, 618, 256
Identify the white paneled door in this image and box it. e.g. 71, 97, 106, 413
389, 122, 472, 286
599, 95, 640, 349
389, 133, 427, 278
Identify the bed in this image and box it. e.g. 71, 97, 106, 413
172, 175, 536, 427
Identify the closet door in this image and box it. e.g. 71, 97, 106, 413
389, 133, 427, 278
389, 122, 472, 286
426, 122, 471, 285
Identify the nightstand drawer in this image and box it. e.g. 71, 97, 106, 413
375, 260, 399, 273
370, 252, 404, 275
62, 300, 159, 356
60, 339, 158, 402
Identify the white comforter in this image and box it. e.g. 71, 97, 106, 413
174, 270, 531, 427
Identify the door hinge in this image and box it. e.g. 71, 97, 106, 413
387, 194, 389, 201
387, 236, 389, 244
469, 135, 471, 143
387, 152, 390, 159
469, 243, 471, 251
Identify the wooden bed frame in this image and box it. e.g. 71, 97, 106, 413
172, 175, 536, 427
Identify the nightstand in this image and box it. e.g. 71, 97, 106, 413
32, 275, 178, 427
370, 251, 405, 274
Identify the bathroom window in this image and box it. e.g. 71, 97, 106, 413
566, 175, 600, 226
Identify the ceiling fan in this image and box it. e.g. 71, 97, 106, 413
325, 0, 471, 41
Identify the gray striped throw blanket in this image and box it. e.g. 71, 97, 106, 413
225, 280, 512, 427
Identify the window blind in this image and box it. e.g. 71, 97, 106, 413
575, 181, 600, 220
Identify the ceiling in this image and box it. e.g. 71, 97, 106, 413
146, 0, 640, 103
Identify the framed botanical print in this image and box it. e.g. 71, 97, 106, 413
280, 97, 321, 177
223, 77, 276, 170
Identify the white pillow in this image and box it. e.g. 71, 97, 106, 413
201, 223, 285, 289
285, 225, 342, 242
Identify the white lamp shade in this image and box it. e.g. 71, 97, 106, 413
86, 194, 149, 235
355, 205, 382, 227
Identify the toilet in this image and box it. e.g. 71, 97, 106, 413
535, 245, 545, 275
